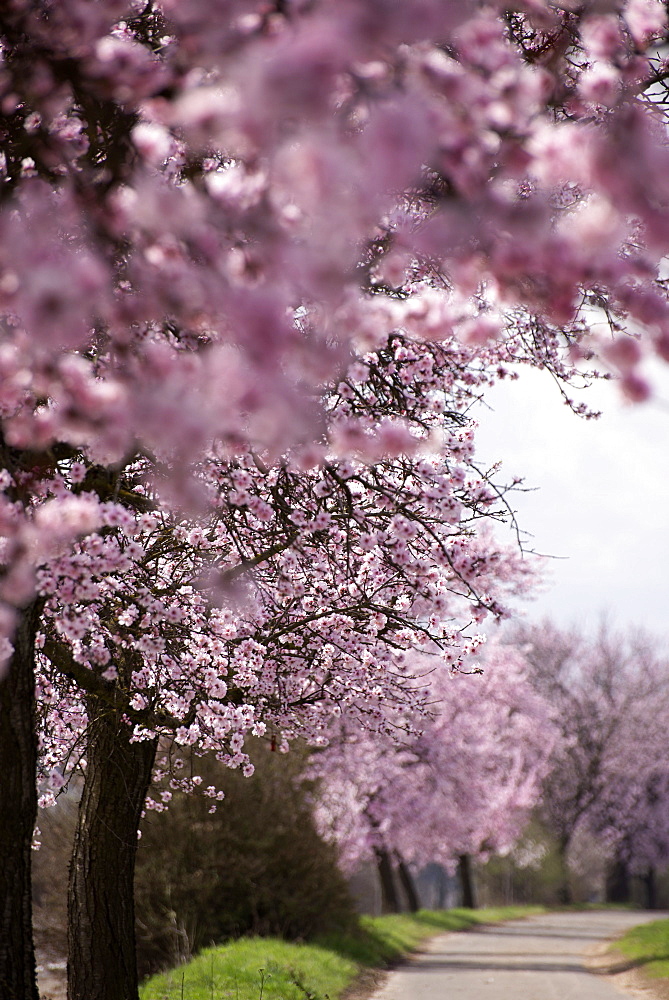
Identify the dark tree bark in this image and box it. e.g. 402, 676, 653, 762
643, 867, 658, 910
605, 857, 631, 905
67, 698, 157, 1000
457, 854, 477, 910
555, 835, 573, 905
395, 852, 420, 912
0, 600, 41, 1000
374, 846, 400, 913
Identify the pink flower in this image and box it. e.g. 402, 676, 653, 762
131, 122, 173, 165
624, 0, 666, 45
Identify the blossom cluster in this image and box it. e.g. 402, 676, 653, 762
0, 0, 668, 487
31, 413, 534, 800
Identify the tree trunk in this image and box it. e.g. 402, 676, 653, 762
67, 698, 157, 1000
395, 852, 420, 912
0, 600, 41, 1000
457, 854, 477, 910
643, 868, 658, 911
556, 835, 573, 905
605, 857, 631, 904
374, 846, 400, 913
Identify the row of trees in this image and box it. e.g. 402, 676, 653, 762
311, 622, 669, 913
33, 619, 669, 982
2, 0, 669, 997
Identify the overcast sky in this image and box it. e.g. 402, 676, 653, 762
474, 362, 669, 643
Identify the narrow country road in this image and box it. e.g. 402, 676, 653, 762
370, 910, 667, 1000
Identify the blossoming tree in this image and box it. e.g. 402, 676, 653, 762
309, 642, 555, 911
516, 621, 669, 904
34, 359, 536, 1000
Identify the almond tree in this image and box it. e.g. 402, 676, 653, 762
573, 631, 669, 908
309, 642, 554, 911
34, 368, 535, 1000
517, 621, 669, 904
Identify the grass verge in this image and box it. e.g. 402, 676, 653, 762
613, 918, 669, 978
139, 905, 545, 1000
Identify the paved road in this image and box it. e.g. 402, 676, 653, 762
371, 910, 666, 1000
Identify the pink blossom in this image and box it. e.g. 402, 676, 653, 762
624, 0, 666, 45
579, 62, 620, 107
581, 16, 624, 59
131, 122, 173, 166
620, 371, 652, 402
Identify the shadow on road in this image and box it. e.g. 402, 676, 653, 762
401, 957, 587, 975
475, 925, 615, 942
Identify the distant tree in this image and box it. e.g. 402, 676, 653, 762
309, 641, 554, 910
516, 621, 669, 904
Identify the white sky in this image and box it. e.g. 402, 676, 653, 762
474, 362, 669, 642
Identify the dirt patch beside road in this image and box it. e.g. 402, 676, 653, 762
586, 940, 669, 1000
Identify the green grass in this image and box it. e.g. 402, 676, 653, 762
614, 918, 669, 978
139, 936, 358, 1000
139, 906, 546, 1000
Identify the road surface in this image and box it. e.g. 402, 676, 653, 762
370, 910, 666, 1000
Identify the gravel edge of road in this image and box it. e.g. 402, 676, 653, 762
585, 938, 669, 1000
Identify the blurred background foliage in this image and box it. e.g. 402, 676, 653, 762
133, 741, 357, 977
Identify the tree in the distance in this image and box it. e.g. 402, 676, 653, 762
515, 621, 669, 904
309, 641, 555, 911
